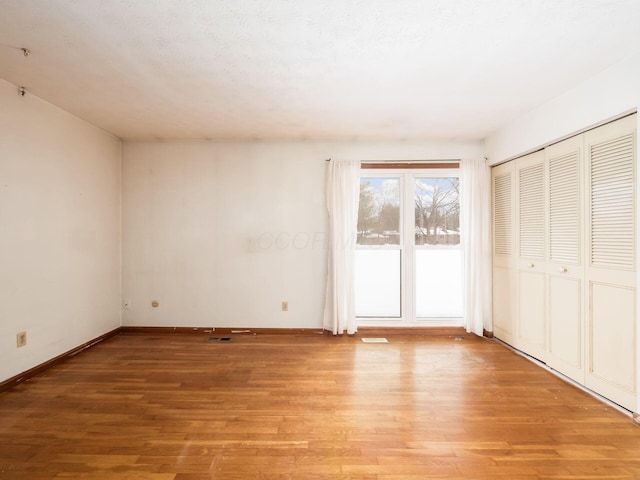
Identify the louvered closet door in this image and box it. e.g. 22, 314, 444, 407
545, 135, 584, 383
516, 150, 547, 361
584, 114, 637, 411
492, 161, 516, 344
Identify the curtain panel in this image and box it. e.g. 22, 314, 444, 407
323, 159, 360, 335
460, 158, 492, 335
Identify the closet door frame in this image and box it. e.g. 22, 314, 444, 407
490, 113, 638, 414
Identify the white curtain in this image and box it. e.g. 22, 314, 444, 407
323, 159, 360, 335
460, 158, 492, 336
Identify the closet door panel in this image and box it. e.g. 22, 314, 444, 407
492, 161, 516, 343
518, 159, 545, 261
589, 282, 636, 409
493, 265, 514, 338
545, 135, 584, 382
548, 275, 583, 377
515, 150, 547, 360
585, 114, 636, 411
517, 269, 547, 358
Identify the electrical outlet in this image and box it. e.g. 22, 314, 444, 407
16, 331, 27, 348
282, 301, 288, 312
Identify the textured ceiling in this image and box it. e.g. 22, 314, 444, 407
1, 0, 639, 141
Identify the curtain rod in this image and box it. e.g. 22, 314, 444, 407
324, 158, 460, 162
325, 159, 460, 169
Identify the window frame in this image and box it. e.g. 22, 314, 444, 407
355, 173, 404, 319
355, 167, 463, 326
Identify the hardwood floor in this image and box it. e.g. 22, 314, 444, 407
0, 332, 639, 479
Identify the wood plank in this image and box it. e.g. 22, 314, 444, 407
0, 332, 639, 478
0, 327, 121, 393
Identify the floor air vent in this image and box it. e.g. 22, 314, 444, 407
208, 337, 232, 342
361, 338, 388, 343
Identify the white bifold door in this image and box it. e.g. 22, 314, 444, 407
516, 150, 547, 362
491, 114, 637, 411
584, 117, 636, 410
546, 134, 584, 383
492, 161, 516, 344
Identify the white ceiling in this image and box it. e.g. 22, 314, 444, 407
1, 0, 639, 141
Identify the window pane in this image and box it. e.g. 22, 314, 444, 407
357, 178, 400, 245
415, 249, 463, 317
415, 177, 460, 245
355, 250, 401, 317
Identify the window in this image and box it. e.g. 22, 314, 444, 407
414, 177, 462, 318
355, 177, 401, 317
355, 169, 462, 325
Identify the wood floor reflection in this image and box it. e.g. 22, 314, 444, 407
1, 332, 639, 479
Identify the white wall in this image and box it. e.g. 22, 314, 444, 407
0, 79, 122, 383
485, 52, 640, 164
484, 53, 640, 415
122, 140, 481, 328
